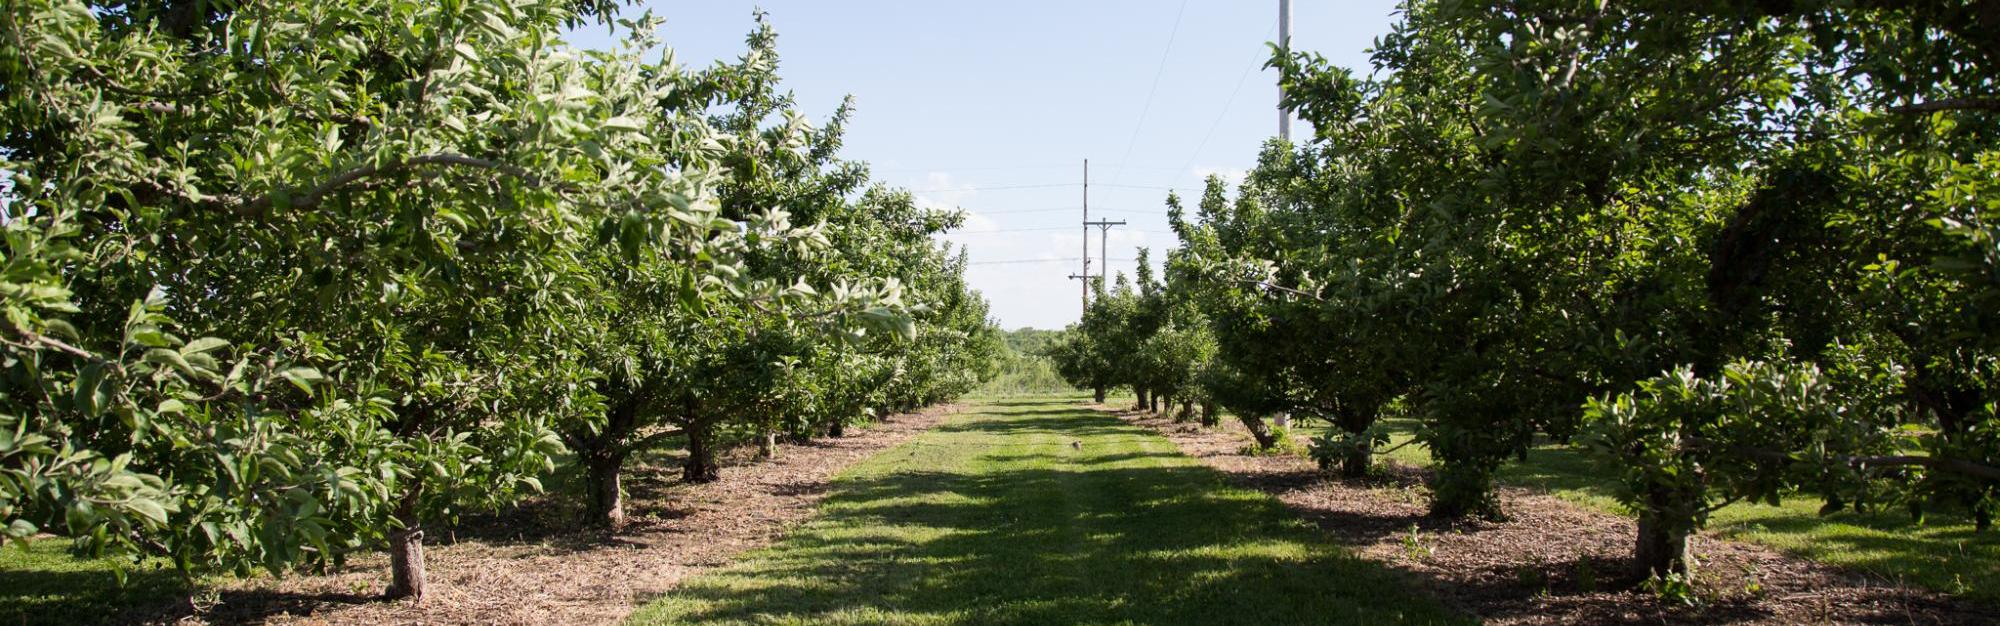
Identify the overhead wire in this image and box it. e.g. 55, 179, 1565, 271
1178, 18, 1281, 182
1107, 0, 1193, 189
968, 257, 1141, 266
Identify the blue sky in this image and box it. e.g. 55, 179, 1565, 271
571, 1, 1403, 330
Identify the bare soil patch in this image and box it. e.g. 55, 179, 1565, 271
129, 404, 962, 626
1101, 404, 1994, 626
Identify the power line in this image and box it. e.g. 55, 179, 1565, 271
1180, 18, 1281, 178
974, 206, 1084, 215
969, 258, 1080, 266
969, 257, 1140, 266
942, 226, 1081, 234
911, 183, 1075, 193
1108, 0, 1193, 189
908, 182, 1181, 194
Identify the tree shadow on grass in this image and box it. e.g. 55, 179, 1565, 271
0, 551, 189, 626
0, 547, 376, 626
631, 416, 1476, 625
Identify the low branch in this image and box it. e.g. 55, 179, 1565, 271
1219, 276, 1325, 302
127, 101, 374, 130
1375, 438, 1419, 456
231, 153, 542, 216
629, 427, 689, 452
1888, 97, 2000, 114
1686, 437, 2000, 482
3, 329, 100, 360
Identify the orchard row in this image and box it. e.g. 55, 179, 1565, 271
0, 0, 1001, 601
1052, 0, 2000, 581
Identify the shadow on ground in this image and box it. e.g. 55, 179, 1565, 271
632, 398, 1468, 626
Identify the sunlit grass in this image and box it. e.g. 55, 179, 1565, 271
0, 537, 190, 625
628, 394, 1468, 625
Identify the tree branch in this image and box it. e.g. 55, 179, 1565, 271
229, 153, 543, 216
1888, 97, 2000, 114
1220, 276, 1325, 302
127, 100, 374, 131
1686, 437, 2000, 482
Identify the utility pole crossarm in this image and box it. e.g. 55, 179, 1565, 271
1088, 219, 1126, 292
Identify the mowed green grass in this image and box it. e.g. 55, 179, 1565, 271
0, 538, 188, 625
628, 395, 1468, 626
1320, 417, 1999, 604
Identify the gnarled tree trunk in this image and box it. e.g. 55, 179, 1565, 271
757, 430, 777, 460
1135, 387, 1150, 411
584, 451, 628, 528
1341, 439, 1371, 479
385, 488, 427, 601
1093, 386, 1106, 403
574, 390, 641, 528
1634, 484, 1697, 578
1239, 414, 1278, 450
684, 421, 720, 483
1199, 401, 1219, 427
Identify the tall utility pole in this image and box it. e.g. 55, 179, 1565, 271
1278, 0, 1293, 141
1068, 159, 1092, 311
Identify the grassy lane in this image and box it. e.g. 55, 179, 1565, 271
628, 395, 1467, 626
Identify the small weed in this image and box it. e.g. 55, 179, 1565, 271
1575, 558, 1598, 593
1401, 524, 1434, 561
1516, 556, 1548, 592
1643, 571, 1703, 607
1738, 563, 1764, 597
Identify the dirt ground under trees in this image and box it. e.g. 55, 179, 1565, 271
118, 404, 963, 626
1103, 404, 1995, 626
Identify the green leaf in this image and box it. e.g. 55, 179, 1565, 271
128, 498, 170, 527
278, 367, 326, 396
181, 337, 230, 355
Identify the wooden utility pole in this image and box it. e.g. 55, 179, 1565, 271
1070, 159, 1092, 311
1278, 0, 1292, 141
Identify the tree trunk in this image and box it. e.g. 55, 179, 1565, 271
1239, 414, 1278, 450
385, 489, 427, 601
584, 451, 628, 528
1150, 394, 1161, 413
1179, 399, 1193, 421
829, 420, 846, 438
1135, 388, 1150, 411
1200, 401, 1219, 427
684, 423, 720, 483
1093, 386, 1106, 403
1341, 438, 1372, 479
1634, 487, 1695, 579
757, 430, 778, 460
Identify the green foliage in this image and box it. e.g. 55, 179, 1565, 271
1152, 0, 2000, 574
976, 329, 1075, 396
0, 0, 999, 600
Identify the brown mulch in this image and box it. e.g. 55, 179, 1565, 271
1099, 404, 1996, 626
131, 405, 962, 626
